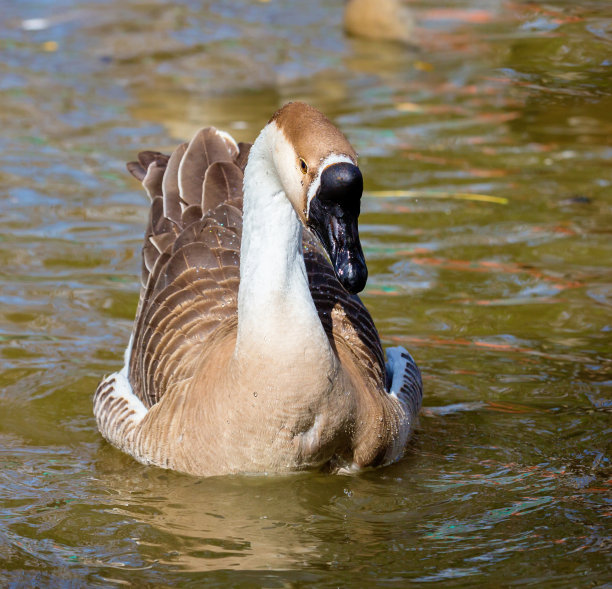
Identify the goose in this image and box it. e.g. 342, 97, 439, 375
344, 0, 415, 45
94, 102, 422, 476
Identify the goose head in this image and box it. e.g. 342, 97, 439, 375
268, 102, 368, 295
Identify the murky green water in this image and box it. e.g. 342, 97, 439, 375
1, 0, 611, 585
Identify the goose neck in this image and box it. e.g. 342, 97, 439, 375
235, 127, 331, 365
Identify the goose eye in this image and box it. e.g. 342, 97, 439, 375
299, 158, 308, 174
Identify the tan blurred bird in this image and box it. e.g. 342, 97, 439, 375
344, 0, 415, 44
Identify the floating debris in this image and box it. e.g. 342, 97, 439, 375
366, 190, 509, 205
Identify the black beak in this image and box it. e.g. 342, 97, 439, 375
307, 162, 368, 294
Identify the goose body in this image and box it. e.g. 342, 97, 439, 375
344, 0, 415, 45
94, 102, 422, 476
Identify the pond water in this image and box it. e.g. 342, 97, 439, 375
1, 0, 611, 585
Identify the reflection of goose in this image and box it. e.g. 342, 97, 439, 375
93, 461, 384, 572
94, 102, 422, 477
344, 0, 415, 44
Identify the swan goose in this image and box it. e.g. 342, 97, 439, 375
344, 0, 415, 45
94, 102, 422, 476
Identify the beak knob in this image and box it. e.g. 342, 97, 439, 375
318, 162, 363, 205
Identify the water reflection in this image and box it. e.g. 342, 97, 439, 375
1, 0, 611, 585
93, 458, 320, 572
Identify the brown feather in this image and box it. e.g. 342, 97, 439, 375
142, 160, 167, 200
162, 143, 188, 223
142, 197, 163, 281
202, 161, 243, 213
178, 128, 234, 207
127, 161, 146, 182
181, 204, 203, 227
207, 203, 243, 233
149, 232, 176, 255
138, 150, 168, 169
236, 142, 252, 171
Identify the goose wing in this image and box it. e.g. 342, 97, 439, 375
304, 232, 387, 389
126, 129, 247, 409
305, 232, 422, 421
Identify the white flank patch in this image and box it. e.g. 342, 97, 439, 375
120, 334, 134, 377
386, 346, 411, 399
102, 369, 148, 422
384, 345, 416, 463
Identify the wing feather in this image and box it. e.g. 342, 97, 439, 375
236, 142, 252, 171
178, 128, 234, 207
202, 161, 243, 213
162, 143, 187, 223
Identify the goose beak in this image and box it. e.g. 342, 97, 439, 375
307, 162, 368, 294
